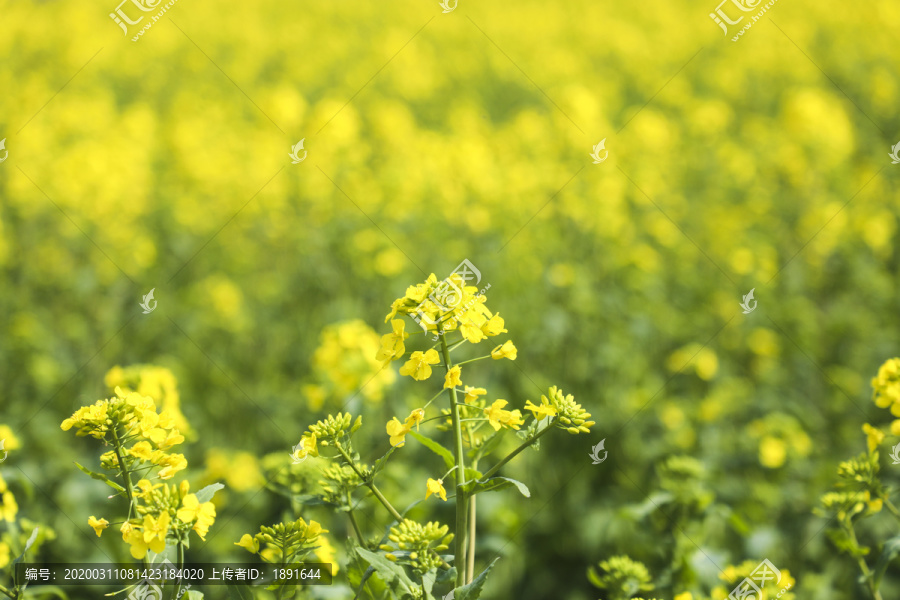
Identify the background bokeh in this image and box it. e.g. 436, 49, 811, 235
1, 0, 900, 598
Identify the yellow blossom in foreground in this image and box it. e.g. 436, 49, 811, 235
524, 399, 558, 420
235, 533, 260, 553
177, 494, 217, 540
387, 409, 426, 447
484, 400, 524, 431
426, 478, 447, 501
463, 386, 487, 404
399, 349, 440, 381
491, 340, 517, 360
1, 491, 17, 522
129, 441, 154, 461
674, 593, 693, 600
0, 426, 21, 452
376, 319, 409, 366
405, 408, 425, 430
88, 516, 109, 537
315, 536, 339, 574
387, 418, 410, 447
444, 365, 463, 389
291, 433, 319, 462
863, 423, 884, 453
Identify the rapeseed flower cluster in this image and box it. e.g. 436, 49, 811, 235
105, 364, 193, 438
304, 320, 396, 409
872, 357, 900, 434
379, 519, 453, 573
235, 517, 328, 564
62, 382, 217, 560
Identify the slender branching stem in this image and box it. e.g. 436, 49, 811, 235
438, 322, 468, 588
480, 424, 553, 481
336, 445, 403, 522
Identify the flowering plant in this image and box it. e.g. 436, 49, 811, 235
241, 269, 594, 599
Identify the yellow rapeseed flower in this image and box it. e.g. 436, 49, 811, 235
177, 494, 217, 540
129, 441, 154, 461
376, 319, 409, 366
387, 418, 410, 447
291, 433, 319, 462
484, 400, 524, 431
88, 516, 109, 537
463, 386, 487, 403
1, 491, 17, 522
863, 423, 885, 453
405, 408, 425, 430
444, 365, 462, 389
524, 399, 558, 420
235, 533, 260, 553
399, 350, 440, 381
425, 478, 447, 501
490, 341, 517, 361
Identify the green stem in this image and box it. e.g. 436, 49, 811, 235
453, 356, 492, 367
347, 494, 366, 547
480, 422, 554, 480
848, 521, 883, 600
171, 541, 185, 600
112, 427, 149, 570
883, 497, 900, 523
438, 322, 468, 589
336, 445, 403, 522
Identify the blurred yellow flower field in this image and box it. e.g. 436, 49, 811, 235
1, 0, 900, 598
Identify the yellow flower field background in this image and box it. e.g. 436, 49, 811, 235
1, 0, 900, 598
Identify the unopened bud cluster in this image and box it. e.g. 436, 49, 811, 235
379, 519, 453, 572
308, 412, 362, 445
545, 386, 595, 434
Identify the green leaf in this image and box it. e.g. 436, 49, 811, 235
409, 431, 455, 471
371, 445, 398, 478
12, 527, 39, 591
463, 476, 530, 498
356, 547, 416, 594
184, 591, 205, 600
873, 534, 900, 586
422, 569, 437, 595
26, 585, 68, 598
73, 462, 125, 492
471, 430, 506, 462
226, 584, 254, 600
435, 566, 457, 586
196, 482, 225, 503
454, 558, 500, 600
